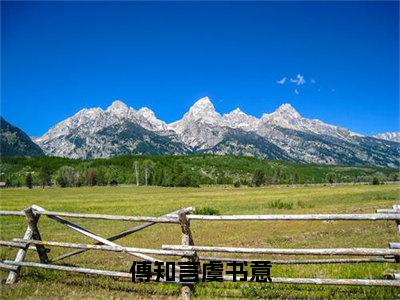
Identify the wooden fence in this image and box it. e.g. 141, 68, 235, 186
1, 204, 400, 299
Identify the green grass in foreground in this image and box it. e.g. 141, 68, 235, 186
0, 184, 399, 299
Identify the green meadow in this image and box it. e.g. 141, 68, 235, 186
0, 184, 399, 299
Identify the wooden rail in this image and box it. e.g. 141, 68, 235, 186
2, 260, 400, 287
187, 213, 400, 221
0, 204, 399, 299
52, 207, 193, 262
198, 256, 395, 264
162, 245, 400, 256
3, 208, 399, 222
4, 239, 195, 257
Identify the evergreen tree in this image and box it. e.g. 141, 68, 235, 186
25, 173, 33, 189
39, 167, 51, 188
252, 169, 266, 187
372, 177, 380, 185
326, 172, 335, 184
392, 173, 399, 182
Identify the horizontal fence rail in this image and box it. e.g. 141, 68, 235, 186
0, 211, 26, 216
198, 256, 395, 264
2, 239, 195, 257
187, 213, 400, 221
32, 211, 179, 224
0, 204, 399, 299
162, 245, 400, 256
2, 260, 400, 287
2, 209, 399, 222
389, 242, 400, 249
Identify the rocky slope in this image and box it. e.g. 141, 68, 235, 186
1, 117, 44, 157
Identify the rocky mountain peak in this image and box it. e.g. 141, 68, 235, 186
138, 107, 168, 131
260, 103, 301, 125
181, 96, 221, 124
222, 108, 259, 131
138, 107, 156, 118
274, 103, 301, 118
106, 100, 130, 115
76, 107, 103, 117
227, 108, 245, 116
189, 96, 215, 113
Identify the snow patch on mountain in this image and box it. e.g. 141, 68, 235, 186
373, 132, 400, 142
222, 108, 259, 131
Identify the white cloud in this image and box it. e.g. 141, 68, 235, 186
310, 79, 316, 84
290, 74, 306, 86
276, 77, 287, 84
294, 89, 299, 95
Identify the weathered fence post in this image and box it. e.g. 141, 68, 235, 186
24, 207, 50, 264
392, 205, 400, 298
6, 228, 33, 284
393, 205, 400, 235
6, 206, 50, 284
179, 211, 197, 300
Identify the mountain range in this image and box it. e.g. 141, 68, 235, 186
28, 97, 399, 168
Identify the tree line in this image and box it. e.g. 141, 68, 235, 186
1, 155, 398, 188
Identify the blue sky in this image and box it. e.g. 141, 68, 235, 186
1, 1, 399, 136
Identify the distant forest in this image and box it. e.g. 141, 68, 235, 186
0, 155, 398, 188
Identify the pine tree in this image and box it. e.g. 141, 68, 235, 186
25, 173, 33, 189
39, 167, 51, 188
252, 169, 266, 187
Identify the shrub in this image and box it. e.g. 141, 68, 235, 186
297, 200, 315, 209
55, 166, 77, 187
84, 168, 97, 186
252, 169, 266, 187
174, 172, 199, 187
268, 200, 294, 209
39, 167, 51, 188
392, 173, 399, 182
372, 177, 380, 185
194, 206, 220, 215
233, 181, 241, 188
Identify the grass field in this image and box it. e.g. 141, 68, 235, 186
0, 184, 399, 299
